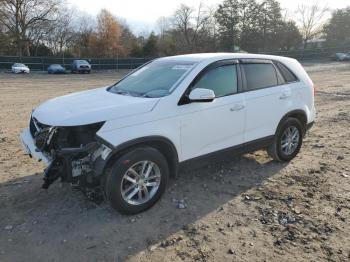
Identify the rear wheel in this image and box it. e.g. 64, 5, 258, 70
103, 147, 169, 214
267, 117, 303, 162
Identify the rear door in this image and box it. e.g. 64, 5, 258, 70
240, 59, 292, 143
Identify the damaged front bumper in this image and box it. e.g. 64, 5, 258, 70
20, 127, 112, 189
20, 128, 51, 164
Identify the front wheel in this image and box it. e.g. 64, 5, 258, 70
103, 147, 169, 214
267, 118, 303, 162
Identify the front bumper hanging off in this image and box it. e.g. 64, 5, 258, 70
20, 128, 51, 164
20, 128, 108, 189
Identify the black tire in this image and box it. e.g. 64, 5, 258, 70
267, 117, 303, 162
104, 147, 169, 214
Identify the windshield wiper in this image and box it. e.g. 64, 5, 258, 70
115, 90, 132, 96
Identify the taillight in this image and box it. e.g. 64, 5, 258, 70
312, 85, 316, 96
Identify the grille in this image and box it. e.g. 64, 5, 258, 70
29, 117, 50, 137
35, 129, 50, 150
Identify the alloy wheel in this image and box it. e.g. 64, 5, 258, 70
120, 161, 161, 205
280, 126, 300, 155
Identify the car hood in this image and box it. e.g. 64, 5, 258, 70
32, 87, 160, 126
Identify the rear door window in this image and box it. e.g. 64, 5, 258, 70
242, 63, 278, 91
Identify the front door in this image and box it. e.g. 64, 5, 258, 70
179, 62, 246, 161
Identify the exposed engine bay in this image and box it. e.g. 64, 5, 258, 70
29, 117, 111, 189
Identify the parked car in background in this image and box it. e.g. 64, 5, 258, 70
20, 53, 315, 214
71, 60, 91, 74
331, 52, 350, 61
12, 63, 30, 74
48, 64, 66, 74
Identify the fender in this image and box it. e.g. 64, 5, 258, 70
276, 109, 308, 135
94, 135, 179, 178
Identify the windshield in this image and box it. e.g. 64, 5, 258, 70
109, 60, 196, 98
14, 63, 25, 67
77, 60, 89, 64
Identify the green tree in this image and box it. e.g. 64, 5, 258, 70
324, 7, 350, 45
238, 0, 262, 51
142, 32, 159, 57
276, 21, 302, 51
259, 0, 284, 51
215, 0, 240, 51
215, 0, 301, 52
119, 23, 139, 56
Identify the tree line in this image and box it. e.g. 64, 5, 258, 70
0, 0, 349, 58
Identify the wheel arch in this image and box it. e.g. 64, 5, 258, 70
96, 136, 179, 178
276, 109, 307, 135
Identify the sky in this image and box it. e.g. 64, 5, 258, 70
68, 0, 350, 35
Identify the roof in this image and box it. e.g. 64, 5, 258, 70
158, 52, 295, 63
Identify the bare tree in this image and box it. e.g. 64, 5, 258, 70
296, 2, 329, 48
156, 16, 171, 36
49, 7, 76, 54
172, 3, 211, 52
207, 6, 219, 50
28, 19, 53, 56
70, 12, 95, 57
0, 0, 62, 56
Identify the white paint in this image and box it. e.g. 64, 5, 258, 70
26, 52, 315, 163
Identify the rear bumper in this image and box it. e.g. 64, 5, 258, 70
20, 128, 51, 164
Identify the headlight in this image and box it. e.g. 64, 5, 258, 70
56, 122, 105, 148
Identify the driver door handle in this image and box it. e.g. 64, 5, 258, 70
230, 104, 245, 112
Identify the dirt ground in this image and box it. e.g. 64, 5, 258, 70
0, 63, 349, 262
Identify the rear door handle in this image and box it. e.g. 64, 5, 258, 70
230, 104, 245, 112
280, 93, 291, 99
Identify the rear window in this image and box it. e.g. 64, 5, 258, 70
242, 63, 278, 90
275, 62, 298, 83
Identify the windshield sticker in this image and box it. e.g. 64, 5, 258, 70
172, 65, 193, 70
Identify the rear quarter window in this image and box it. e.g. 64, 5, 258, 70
275, 62, 298, 83
242, 63, 278, 90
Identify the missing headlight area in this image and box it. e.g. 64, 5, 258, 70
29, 117, 110, 189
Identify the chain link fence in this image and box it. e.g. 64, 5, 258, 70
0, 56, 151, 71
261, 44, 350, 60
1, 44, 350, 71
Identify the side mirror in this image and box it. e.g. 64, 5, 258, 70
189, 88, 215, 102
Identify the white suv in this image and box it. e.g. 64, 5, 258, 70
20, 53, 315, 214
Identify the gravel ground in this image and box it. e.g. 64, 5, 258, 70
0, 63, 349, 262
